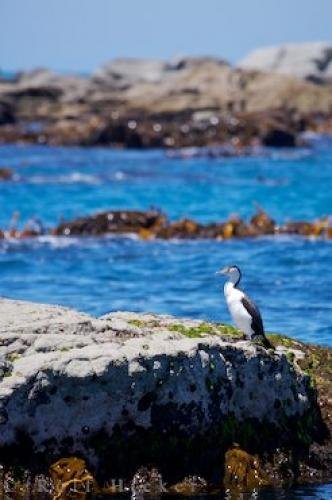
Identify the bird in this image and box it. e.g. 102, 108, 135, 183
217, 265, 274, 350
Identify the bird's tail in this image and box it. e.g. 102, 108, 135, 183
262, 335, 275, 350
253, 334, 275, 350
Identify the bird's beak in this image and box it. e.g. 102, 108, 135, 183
216, 267, 228, 275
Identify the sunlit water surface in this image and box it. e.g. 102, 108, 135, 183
0, 144, 331, 346
0, 144, 331, 499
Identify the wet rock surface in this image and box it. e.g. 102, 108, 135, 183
2, 208, 332, 241
1, 56, 332, 149
0, 298, 330, 492
52, 209, 166, 237
51, 208, 332, 240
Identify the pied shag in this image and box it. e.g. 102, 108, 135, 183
217, 265, 274, 350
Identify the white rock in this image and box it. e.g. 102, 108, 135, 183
0, 299, 312, 463
239, 42, 332, 83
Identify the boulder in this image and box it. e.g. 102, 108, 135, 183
239, 42, 332, 84
52, 209, 166, 236
0, 298, 328, 484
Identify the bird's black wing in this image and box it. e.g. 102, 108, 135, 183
241, 294, 264, 337
241, 295, 274, 349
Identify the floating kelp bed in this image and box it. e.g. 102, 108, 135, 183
2, 208, 332, 241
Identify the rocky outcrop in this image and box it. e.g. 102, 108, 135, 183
1, 54, 332, 148
0, 298, 330, 489
1, 208, 331, 240
51, 208, 332, 240
52, 209, 166, 237
239, 42, 332, 84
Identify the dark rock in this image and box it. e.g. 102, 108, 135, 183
0, 167, 13, 181
0, 101, 15, 125
262, 128, 296, 147
48, 209, 332, 241
52, 210, 166, 236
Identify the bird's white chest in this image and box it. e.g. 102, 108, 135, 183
224, 283, 253, 336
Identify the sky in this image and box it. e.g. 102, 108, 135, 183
1, 0, 331, 73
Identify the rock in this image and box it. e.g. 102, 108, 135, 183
19, 209, 332, 241
262, 128, 296, 147
0, 167, 13, 181
0, 100, 15, 125
2, 69, 89, 102
0, 298, 329, 486
1, 54, 332, 148
0, 208, 331, 241
92, 56, 229, 91
239, 42, 332, 83
52, 209, 166, 236
92, 58, 170, 89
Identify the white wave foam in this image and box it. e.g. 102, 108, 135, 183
27, 172, 101, 185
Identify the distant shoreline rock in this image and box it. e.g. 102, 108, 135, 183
0, 51, 332, 149
0, 298, 330, 489
239, 42, 332, 84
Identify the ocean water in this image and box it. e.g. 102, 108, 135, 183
0, 144, 331, 346
0, 143, 331, 498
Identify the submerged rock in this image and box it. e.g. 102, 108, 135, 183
0, 299, 329, 488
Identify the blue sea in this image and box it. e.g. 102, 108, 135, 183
0, 143, 331, 346
0, 143, 331, 498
